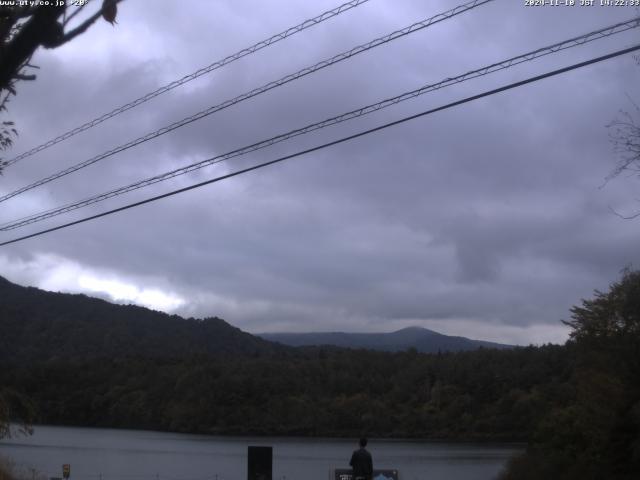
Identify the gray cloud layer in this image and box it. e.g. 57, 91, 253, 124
1, 0, 639, 344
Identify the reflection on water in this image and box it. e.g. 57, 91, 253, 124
0, 425, 522, 480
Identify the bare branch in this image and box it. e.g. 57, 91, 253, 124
606, 105, 640, 181
624, 92, 640, 113
63, 0, 93, 27
13, 73, 36, 81
608, 205, 640, 220
54, 0, 123, 47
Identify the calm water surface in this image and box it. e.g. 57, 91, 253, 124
0, 425, 522, 480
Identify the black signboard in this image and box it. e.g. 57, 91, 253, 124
248, 446, 272, 480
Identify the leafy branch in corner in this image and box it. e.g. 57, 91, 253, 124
0, 0, 123, 173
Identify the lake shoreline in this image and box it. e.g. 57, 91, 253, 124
22, 422, 528, 445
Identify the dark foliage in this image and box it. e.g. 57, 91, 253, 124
0, 345, 570, 440
0, 387, 34, 439
500, 269, 640, 479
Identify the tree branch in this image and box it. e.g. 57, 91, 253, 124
608, 205, 640, 220
53, 0, 123, 47
13, 73, 36, 81
62, 0, 92, 27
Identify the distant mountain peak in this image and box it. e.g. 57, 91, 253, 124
393, 326, 439, 335
258, 328, 512, 353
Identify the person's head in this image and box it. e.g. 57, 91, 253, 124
359, 437, 367, 447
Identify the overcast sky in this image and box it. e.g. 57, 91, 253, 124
1, 0, 639, 345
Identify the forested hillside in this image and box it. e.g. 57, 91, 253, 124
1, 345, 570, 439
0, 275, 280, 363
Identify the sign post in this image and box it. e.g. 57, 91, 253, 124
333, 469, 398, 480
247, 446, 272, 480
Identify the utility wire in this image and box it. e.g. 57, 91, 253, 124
2, 16, 638, 232
4, 0, 373, 167
0, 0, 494, 204
1, 43, 638, 248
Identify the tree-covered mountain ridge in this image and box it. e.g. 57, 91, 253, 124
0, 275, 510, 363
259, 327, 512, 353
0, 275, 280, 363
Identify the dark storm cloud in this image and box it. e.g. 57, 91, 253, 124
1, 0, 639, 344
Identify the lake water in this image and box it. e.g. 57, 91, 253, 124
0, 425, 521, 480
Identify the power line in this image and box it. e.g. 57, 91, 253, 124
4, 0, 374, 167
2, 16, 638, 232
1, 43, 638, 248
0, 0, 494, 204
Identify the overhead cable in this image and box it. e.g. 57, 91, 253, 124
1, 43, 638, 247
2, 16, 638, 232
4, 0, 374, 167
0, 0, 494, 203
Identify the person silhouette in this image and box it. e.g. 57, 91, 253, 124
349, 437, 373, 480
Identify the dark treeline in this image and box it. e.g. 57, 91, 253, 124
499, 269, 640, 479
1, 345, 570, 440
